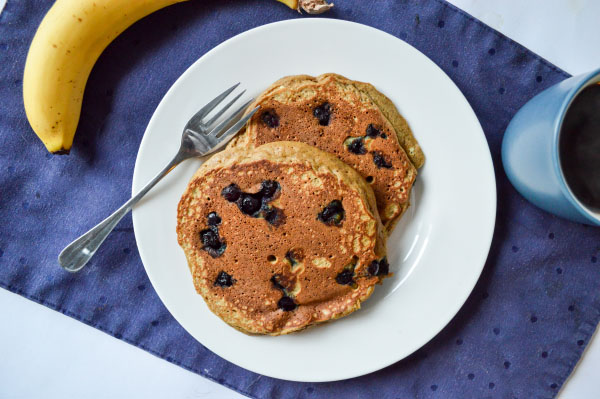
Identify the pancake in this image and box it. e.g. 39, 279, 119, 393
176, 142, 387, 335
229, 73, 425, 232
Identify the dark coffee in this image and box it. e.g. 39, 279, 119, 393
559, 83, 600, 210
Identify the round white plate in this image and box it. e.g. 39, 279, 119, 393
132, 18, 496, 382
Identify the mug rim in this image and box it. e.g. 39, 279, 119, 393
552, 67, 600, 225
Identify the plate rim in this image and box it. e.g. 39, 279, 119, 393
132, 17, 497, 382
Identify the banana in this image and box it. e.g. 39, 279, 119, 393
23, 0, 333, 154
23, 0, 189, 153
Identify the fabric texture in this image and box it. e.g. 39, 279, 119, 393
1, 0, 599, 398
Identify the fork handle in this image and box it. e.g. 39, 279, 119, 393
58, 152, 187, 272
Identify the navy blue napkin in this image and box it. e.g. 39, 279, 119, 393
1, 0, 599, 397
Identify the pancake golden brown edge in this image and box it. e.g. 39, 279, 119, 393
176, 142, 388, 335
229, 73, 425, 232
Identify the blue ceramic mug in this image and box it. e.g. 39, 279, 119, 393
502, 67, 600, 226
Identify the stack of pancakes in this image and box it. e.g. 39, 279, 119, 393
177, 73, 424, 335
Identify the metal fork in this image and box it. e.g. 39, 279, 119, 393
59, 84, 259, 272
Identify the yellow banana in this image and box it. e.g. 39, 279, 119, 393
23, 0, 189, 153
23, 0, 332, 154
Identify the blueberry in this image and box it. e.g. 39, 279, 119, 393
278, 295, 297, 311
209, 244, 226, 258
270, 274, 286, 291
227, 181, 284, 223
200, 228, 221, 249
335, 269, 354, 285
366, 124, 381, 138
261, 110, 279, 128
207, 212, 221, 226
380, 133, 387, 139
372, 151, 392, 169
318, 200, 345, 226
285, 249, 303, 266
368, 260, 379, 276
239, 194, 261, 215
264, 207, 284, 226
313, 102, 331, 126
347, 137, 366, 155
260, 180, 280, 200
369, 257, 389, 276
226, 181, 284, 224
200, 227, 226, 257
378, 257, 389, 275
214, 271, 235, 287
221, 184, 241, 202
285, 253, 295, 265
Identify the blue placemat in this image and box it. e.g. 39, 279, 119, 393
1, 0, 599, 397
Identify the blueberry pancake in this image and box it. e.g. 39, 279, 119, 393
229, 73, 425, 232
176, 142, 387, 335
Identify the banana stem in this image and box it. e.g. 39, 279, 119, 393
298, 0, 334, 14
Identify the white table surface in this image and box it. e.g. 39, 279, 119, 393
1, 1, 599, 398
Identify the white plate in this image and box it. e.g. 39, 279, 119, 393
132, 19, 496, 382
